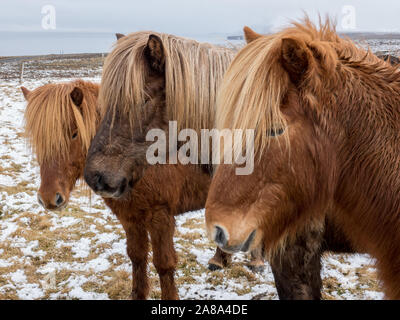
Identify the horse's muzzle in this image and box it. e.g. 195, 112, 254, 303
37, 192, 66, 211
212, 225, 257, 254
84, 169, 131, 199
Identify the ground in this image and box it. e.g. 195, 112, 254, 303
0, 38, 395, 300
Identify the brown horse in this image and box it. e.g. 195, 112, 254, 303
22, 81, 98, 210
83, 31, 359, 299
205, 19, 400, 299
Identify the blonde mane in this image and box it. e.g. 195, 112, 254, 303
216, 18, 388, 157
24, 80, 99, 164
99, 31, 235, 132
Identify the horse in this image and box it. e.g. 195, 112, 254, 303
83, 31, 358, 299
205, 19, 400, 299
22, 81, 99, 209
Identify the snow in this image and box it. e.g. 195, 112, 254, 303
15, 239, 46, 258
0, 222, 18, 242
9, 269, 27, 284
49, 216, 82, 231
56, 238, 92, 259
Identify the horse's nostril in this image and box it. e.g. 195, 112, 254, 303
241, 229, 257, 252
119, 178, 127, 194
94, 172, 105, 191
55, 193, 64, 207
214, 226, 228, 247
37, 194, 44, 207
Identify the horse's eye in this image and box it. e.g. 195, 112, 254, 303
72, 132, 78, 139
267, 128, 285, 137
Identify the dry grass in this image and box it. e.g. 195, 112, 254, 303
0, 54, 105, 80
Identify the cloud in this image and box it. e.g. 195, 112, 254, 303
1, 0, 400, 34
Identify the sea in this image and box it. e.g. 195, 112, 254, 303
3, 30, 400, 58
0, 31, 242, 57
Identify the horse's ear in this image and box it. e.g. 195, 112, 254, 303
70, 87, 84, 109
144, 34, 165, 73
115, 33, 125, 40
243, 26, 261, 44
377, 54, 400, 66
280, 38, 310, 85
21, 86, 31, 100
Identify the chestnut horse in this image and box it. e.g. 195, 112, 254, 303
206, 19, 400, 299
83, 31, 359, 299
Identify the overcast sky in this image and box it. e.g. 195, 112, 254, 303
1, 0, 400, 35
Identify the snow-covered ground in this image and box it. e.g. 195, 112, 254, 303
0, 55, 385, 300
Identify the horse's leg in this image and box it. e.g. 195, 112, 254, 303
270, 227, 323, 300
270, 215, 355, 300
208, 247, 232, 271
120, 217, 150, 300
148, 209, 179, 300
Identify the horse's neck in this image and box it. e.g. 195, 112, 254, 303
332, 82, 400, 213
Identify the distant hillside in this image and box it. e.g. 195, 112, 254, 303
340, 32, 400, 40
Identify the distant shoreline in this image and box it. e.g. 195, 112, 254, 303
1, 32, 400, 59
340, 32, 400, 40
0, 53, 106, 63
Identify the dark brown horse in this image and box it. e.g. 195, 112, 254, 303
84, 31, 358, 299
206, 19, 400, 299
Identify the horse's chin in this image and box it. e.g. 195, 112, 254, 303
46, 202, 68, 212
217, 246, 241, 255
96, 190, 123, 199
217, 243, 255, 255
96, 186, 132, 200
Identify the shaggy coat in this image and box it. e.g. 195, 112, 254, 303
206, 19, 400, 299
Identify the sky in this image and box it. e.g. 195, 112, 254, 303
1, 0, 400, 35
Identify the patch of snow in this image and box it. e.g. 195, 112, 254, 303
0, 222, 18, 242
50, 216, 81, 231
